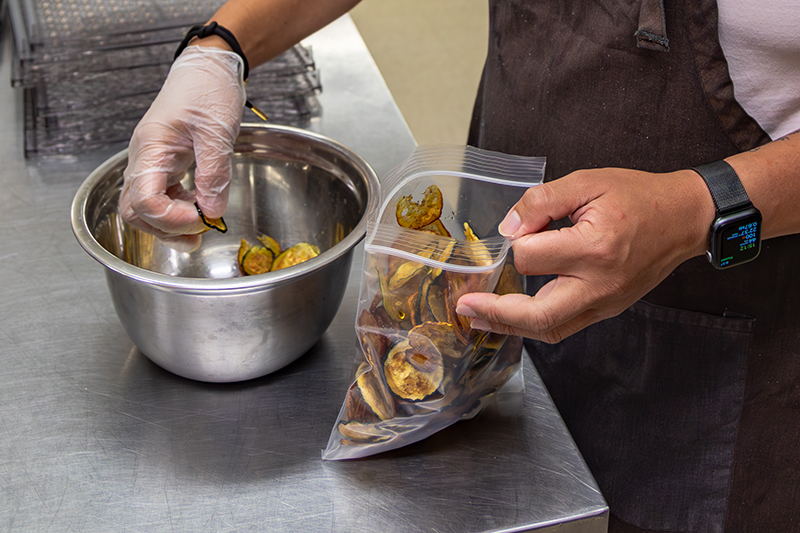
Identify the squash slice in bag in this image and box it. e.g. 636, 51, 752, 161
323, 145, 544, 460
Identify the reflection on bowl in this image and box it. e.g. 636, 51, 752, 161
72, 124, 380, 382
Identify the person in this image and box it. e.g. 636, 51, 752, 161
120, 1, 800, 531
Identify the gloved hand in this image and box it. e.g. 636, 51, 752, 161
119, 45, 246, 248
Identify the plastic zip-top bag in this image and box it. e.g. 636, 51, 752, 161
322, 145, 545, 460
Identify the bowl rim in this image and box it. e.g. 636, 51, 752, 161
70, 124, 380, 293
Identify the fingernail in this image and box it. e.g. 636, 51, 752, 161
456, 304, 477, 318
499, 209, 521, 237
470, 318, 491, 331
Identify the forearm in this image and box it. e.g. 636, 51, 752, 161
193, 0, 361, 66
725, 130, 800, 241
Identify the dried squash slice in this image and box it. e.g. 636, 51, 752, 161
383, 340, 444, 402
194, 202, 227, 233
240, 246, 274, 275
395, 184, 444, 229
256, 234, 281, 257
272, 243, 320, 271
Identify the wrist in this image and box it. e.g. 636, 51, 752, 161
674, 168, 717, 260
188, 34, 233, 53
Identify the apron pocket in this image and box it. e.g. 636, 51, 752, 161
527, 299, 753, 533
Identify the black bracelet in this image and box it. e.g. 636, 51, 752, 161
173, 22, 268, 121
175, 21, 250, 81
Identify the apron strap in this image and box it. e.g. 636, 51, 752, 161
636, 0, 670, 52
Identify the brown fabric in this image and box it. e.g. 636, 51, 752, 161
468, 0, 800, 531
636, 0, 669, 52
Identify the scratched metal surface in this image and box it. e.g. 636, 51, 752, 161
0, 16, 608, 533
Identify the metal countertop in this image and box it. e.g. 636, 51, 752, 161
0, 15, 608, 533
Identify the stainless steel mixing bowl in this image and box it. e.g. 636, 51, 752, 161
71, 124, 380, 382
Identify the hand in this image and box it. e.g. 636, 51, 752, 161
456, 168, 715, 343
119, 46, 246, 248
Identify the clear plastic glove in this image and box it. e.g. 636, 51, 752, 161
119, 46, 246, 248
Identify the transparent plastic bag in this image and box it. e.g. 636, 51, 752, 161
322, 145, 545, 460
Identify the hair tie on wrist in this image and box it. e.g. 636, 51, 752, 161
174, 22, 268, 121
175, 21, 250, 80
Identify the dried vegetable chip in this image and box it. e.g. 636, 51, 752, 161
328, 183, 524, 457
195, 202, 227, 233
272, 243, 320, 271
238, 234, 319, 275
395, 184, 444, 229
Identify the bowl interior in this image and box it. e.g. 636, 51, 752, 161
84, 126, 373, 279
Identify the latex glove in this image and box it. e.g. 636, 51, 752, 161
119, 46, 246, 248
456, 168, 715, 343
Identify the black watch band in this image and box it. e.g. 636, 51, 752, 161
692, 160, 752, 215
692, 160, 761, 269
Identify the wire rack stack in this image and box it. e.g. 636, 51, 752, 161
7, 0, 322, 156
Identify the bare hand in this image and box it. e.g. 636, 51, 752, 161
457, 167, 714, 343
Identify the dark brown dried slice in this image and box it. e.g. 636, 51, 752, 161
409, 321, 462, 359
378, 266, 423, 324
425, 283, 450, 324
395, 184, 444, 229
338, 421, 393, 444
494, 261, 525, 295
383, 340, 444, 402
195, 201, 227, 233
357, 307, 394, 364
354, 363, 395, 421
418, 277, 436, 324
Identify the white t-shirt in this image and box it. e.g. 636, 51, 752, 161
717, 0, 800, 139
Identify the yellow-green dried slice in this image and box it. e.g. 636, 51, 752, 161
194, 201, 227, 233
464, 221, 480, 242
462, 222, 493, 267
240, 246, 274, 275
256, 234, 281, 257
431, 239, 456, 279
271, 242, 320, 271
383, 340, 444, 402
420, 219, 451, 237
395, 184, 444, 230
237, 239, 250, 266
388, 260, 428, 290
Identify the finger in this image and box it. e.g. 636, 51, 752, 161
509, 222, 599, 276
124, 169, 207, 235
120, 185, 204, 249
192, 122, 239, 219
457, 277, 604, 343
499, 178, 594, 238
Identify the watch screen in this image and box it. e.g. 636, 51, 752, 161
718, 214, 761, 268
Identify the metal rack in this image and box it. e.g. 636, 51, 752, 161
6, 0, 322, 155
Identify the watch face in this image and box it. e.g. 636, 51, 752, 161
711, 208, 762, 269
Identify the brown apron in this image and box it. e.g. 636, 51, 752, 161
468, 1, 800, 532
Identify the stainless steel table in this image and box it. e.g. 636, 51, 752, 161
0, 15, 608, 532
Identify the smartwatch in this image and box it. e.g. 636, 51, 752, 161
692, 160, 761, 269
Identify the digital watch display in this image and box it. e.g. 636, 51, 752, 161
692, 160, 762, 270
